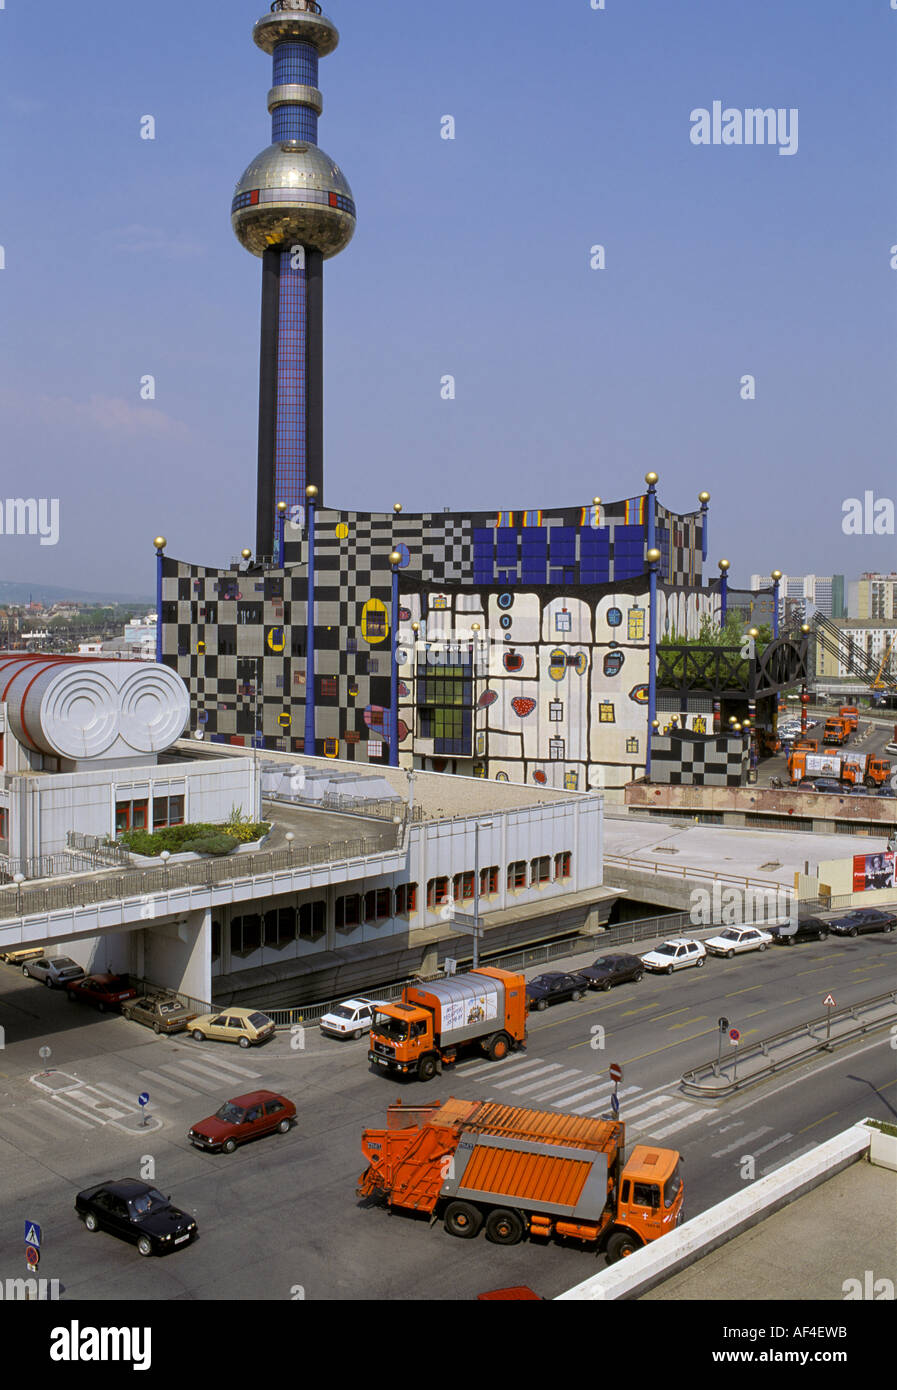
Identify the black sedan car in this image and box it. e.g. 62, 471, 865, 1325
827, 908, 896, 938
525, 972, 589, 1011
75, 1179, 197, 1257
575, 953, 644, 990
767, 916, 831, 946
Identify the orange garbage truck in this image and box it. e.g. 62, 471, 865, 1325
823, 716, 850, 745
839, 705, 859, 732
358, 1096, 684, 1260
367, 967, 527, 1081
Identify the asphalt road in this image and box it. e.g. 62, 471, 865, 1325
0, 931, 894, 1301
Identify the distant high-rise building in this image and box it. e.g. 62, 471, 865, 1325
848, 572, 897, 622
750, 573, 843, 622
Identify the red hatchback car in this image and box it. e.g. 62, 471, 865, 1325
187, 1090, 296, 1154
65, 973, 137, 1013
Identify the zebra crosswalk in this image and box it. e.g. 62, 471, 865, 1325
8, 1047, 266, 1137
456, 1053, 711, 1138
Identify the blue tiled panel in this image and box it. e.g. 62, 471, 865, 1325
272, 106, 318, 143
521, 530, 547, 584
580, 528, 610, 582
273, 42, 318, 88
549, 527, 576, 565
614, 524, 646, 579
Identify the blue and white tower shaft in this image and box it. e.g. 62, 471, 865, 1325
232, 1, 356, 555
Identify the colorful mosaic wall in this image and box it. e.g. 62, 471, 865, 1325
160, 496, 711, 780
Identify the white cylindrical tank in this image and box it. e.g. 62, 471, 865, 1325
0, 655, 189, 761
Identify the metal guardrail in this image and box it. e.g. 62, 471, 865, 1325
681, 989, 897, 1096
0, 832, 401, 924
604, 854, 782, 891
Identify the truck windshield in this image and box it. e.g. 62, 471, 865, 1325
664, 1164, 682, 1208
373, 1012, 409, 1041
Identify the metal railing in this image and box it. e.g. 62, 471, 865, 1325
0, 832, 402, 924
65, 832, 132, 867
604, 853, 782, 891
681, 988, 897, 1096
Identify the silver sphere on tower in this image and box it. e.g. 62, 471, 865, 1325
232, 1, 356, 259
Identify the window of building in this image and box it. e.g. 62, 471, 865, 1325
549, 737, 565, 759
320, 676, 338, 699
365, 609, 387, 638
364, 887, 392, 923
452, 871, 474, 902
427, 877, 450, 909
230, 913, 263, 956
0, 806, 8, 840
152, 794, 185, 829
395, 882, 417, 915
115, 799, 148, 834
531, 855, 550, 886
507, 860, 526, 891
264, 905, 296, 948
480, 865, 498, 896
554, 851, 572, 881
335, 894, 361, 930
298, 900, 326, 941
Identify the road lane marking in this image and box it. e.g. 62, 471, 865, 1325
711, 1127, 771, 1157
492, 1064, 564, 1089
511, 1069, 584, 1096
141, 1068, 202, 1096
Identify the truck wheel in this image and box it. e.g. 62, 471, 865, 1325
485, 1208, 524, 1246
444, 1201, 482, 1239
417, 1056, 438, 1082
606, 1230, 641, 1263
485, 1032, 510, 1062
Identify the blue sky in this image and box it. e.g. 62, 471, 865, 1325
0, 0, 894, 596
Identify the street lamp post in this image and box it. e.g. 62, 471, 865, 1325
472, 819, 493, 969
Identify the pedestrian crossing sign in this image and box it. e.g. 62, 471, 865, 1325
24, 1221, 41, 1248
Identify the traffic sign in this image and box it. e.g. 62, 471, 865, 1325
609, 1062, 623, 1083
25, 1246, 39, 1269
610, 1091, 620, 1115
24, 1221, 41, 1248
138, 1092, 150, 1107
823, 994, 836, 1008
718, 1017, 729, 1032
729, 1028, 740, 1042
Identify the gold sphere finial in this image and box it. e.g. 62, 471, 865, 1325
153, 536, 167, 551
698, 490, 710, 503
305, 484, 319, 500
771, 569, 782, 581
389, 550, 402, 566
411, 621, 419, 632
276, 501, 287, 515
471, 622, 480, 632
393, 502, 403, 514
801, 622, 810, 634
645, 471, 659, 486
241, 548, 252, 560
718, 559, 730, 572
748, 627, 759, 638
646, 547, 661, 563
592, 496, 601, 506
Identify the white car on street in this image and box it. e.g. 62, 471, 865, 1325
705, 926, 773, 958
319, 998, 381, 1040
640, 939, 706, 974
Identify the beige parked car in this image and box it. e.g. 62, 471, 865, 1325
189, 1007, 275, 1048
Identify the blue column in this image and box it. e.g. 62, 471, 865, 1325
699, 492, 710, 563
645, 475, 658, 780
389, 556, 400, 767
719, 562, 729, 623
647, 551, 659, 779
304, 489, 317, 754
772, 575, 781, 638
154, 540, 165, 664
277, 503, 286, 567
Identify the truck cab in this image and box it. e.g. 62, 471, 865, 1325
823, 717, 849, 745
369, 1003, 433, 1074
613, 1146, 684, 1253
839, 706, 859, 732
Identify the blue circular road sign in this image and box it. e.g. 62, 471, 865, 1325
138, 1092, 150, 1107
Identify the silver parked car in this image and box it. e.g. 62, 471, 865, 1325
22, 955, 85, 988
